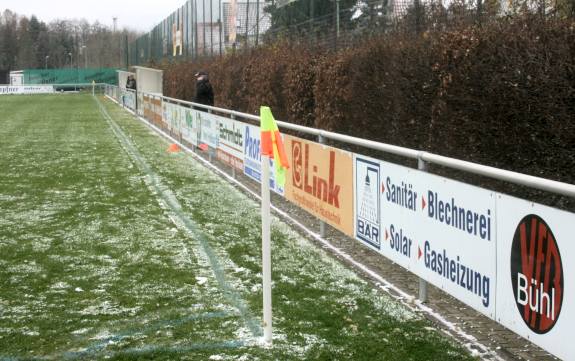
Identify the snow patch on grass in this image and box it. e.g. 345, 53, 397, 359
78, 301, 140, 316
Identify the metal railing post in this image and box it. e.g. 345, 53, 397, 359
318, 133, 326, 238
418, 154, 428, 303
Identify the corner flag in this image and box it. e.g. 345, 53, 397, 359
260, 106, 289, 187
259, 106, 289, 345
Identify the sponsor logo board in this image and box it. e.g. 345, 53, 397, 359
496, 195, 573, 360
353, 154, 496, 317
217, 116, 244, 170
243, 123, 284, 195
198, 111, 219, 149
416, 171, 496, 317
143, 95, 162, 126
162, 102, 185, 136
0, 85, 54, 95
181, 108, 200, 147
354, 156, 381, 250
137, 92, 144, 116
285, 135, 353, 236
120, 89, 136, 110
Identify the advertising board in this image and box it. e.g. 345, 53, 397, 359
496, 196, 574, 360
217, 116, 244, 170
354, 154, 497, 317
120, 89, 136, 110
0, 85, 54, 95
243, 123, 284, 195
284, 135, 354, 236
181, 108, 200, 147
198, 111, 219, 149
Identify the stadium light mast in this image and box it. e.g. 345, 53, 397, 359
336, 0, 340, 38
113, 17, 118, 32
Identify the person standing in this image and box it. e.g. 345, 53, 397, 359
126, 75, 137, 90
193, 70, 214, 107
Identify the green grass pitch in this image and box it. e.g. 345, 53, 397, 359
0, 94, 477, 360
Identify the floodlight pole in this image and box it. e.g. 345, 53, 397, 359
261, 154, 273, 344
336, 0, 340, 38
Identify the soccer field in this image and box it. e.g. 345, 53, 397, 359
0, 94, 476, 360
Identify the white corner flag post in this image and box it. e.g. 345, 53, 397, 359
261, 153, 273, 345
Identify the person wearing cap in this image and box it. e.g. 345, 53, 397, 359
193, 70, 214, 107
126, 75, 137, 90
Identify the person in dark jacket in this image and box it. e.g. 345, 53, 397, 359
126, 75, 137, 90
193, 70, 214, 107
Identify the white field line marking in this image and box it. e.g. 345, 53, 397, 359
95, 96, 262, 340
104, 95, 505, 360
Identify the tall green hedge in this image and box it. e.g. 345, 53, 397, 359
162, 16, 575, 202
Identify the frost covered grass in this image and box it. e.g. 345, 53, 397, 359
0, 94, 476, 360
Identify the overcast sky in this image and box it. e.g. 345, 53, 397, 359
1, 0, 189, 32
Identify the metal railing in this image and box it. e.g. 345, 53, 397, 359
106, 84, 575, 198
104, 83, 575, 304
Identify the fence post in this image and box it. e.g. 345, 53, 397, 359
418, 153, 428, 303
476, 0, 483, 24
318, 133, 326, 238
335, 0, 340, 39
414, 0, 422, 34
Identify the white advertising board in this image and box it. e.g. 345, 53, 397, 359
162, 102, 185, 135
162, 102, 172, 130
173, 104, 185, 136
121, 89, 136, 110
198, 111, 219, 149
414, 166, 496, 318
137, 92, 144, 116
0, 85, 54, 95
181, 107, 199, 147
496, 195, 574, 360
354, 156, 383, 251
217, 116, 244, 170
354, 154, 497, 318
243, 123, 284, 196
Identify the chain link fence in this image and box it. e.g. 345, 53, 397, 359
128, 0, 574, 66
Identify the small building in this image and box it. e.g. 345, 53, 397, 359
117, 70, 136, 89
132, 66, 163, 95
9, 71, 24, 85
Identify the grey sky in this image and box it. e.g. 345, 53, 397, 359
1, 0, 189, 32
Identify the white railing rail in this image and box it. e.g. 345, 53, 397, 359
106, 84, 575, 199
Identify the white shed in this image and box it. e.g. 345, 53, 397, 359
9, 71, 24, 86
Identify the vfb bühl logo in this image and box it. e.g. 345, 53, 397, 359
511, 214, 563, 334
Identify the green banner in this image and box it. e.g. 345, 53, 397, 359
23, 68, 118, 85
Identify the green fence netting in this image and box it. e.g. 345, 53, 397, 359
23, 68, 119, 85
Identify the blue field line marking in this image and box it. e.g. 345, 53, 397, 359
65, 340, 246, 360
71, 311, 232, 358
116, 339, 246, 355
95, 97, 263, 340
1, 340, 247, 361
0, 312, 240, 361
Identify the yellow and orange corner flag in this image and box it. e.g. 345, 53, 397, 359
260, 106, 289, 187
